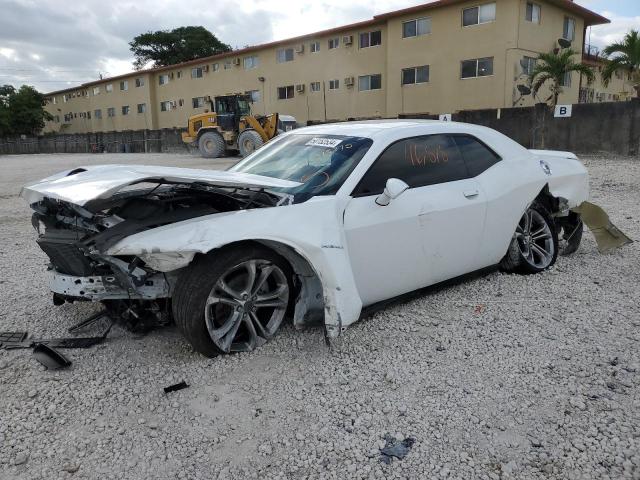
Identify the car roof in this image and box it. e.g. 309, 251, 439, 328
289, 120, 529, 157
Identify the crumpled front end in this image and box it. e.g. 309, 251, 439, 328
24, 168, 291, 327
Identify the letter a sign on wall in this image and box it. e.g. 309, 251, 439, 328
554, 105, 572, 118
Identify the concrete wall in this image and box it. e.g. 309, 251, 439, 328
0, 129, 189, 155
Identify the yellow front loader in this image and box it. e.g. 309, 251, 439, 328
181, 94, 281, 158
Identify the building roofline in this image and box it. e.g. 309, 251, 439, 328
45, 0, 610, 96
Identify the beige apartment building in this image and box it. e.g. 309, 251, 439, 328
43, 0, 612, 134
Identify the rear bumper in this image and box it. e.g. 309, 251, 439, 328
50, 271, 170, 301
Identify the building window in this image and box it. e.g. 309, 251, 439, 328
461, 57, 494, 78
107, 107, 115, 117
135, 77, 144, 87
178, 99, 184, 107
277, 48, 294, 63
87, 111, 91, 119
224, 60, 232, 70
563, 17, 576, 41
121, 105, 130, 115
526, 2, 541, 23
160, 101, 171, 112
244, 55, 259, 70
359, 30, 382, 48
137, 103, 146, 114
159, 74, 169, 85
94, 109, 102, 119
310, 81, 321, 92
191, 67, 203, 78
92, 87, 100, 96
106, 84, 113, 93
277, 85, 295, 99
328, 37, 340, 49
176, 70, 182, 79
402, 17, 432, 38
560, 71, 571, 87
462, 3, 496, 26
521, 56, 537, 75
120, 80, 128, 91
329, 79, 339, 90
212, 63, 219, 71
192, 97, 205, 108
310, 41, 320, 53
246, 90, 261, 102
402, 66, 430, 85
358, 74, 382, 91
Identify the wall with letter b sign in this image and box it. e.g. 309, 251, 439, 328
554, 105, 572, 118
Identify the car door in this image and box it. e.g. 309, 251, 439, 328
343, 134, 486, 306
451, 134, 511, 265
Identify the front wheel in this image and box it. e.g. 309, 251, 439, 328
237, 129, 264, 157
173, 246, 292, 357
500, 201, 558, 274
198, 131, 226, 158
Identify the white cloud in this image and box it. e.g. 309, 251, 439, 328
586, 11, 640, 50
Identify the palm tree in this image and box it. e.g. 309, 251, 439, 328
529, 48, 595, 107
602, 30, 640, 98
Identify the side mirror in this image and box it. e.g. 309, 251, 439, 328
375, 178, 409, 206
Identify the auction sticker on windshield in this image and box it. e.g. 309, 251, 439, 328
305, 137, 342, 148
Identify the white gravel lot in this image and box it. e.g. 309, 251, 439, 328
0, 152, 638, 480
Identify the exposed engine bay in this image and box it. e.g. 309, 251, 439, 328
30, 181, 286, 330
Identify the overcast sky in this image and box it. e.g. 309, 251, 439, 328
0, 0, 637, 93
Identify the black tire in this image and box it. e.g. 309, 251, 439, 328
198, 131, 226, 158
173, 245, 293, 357
556, 213, 583, 256
237, 129, 264, 157
500, 201, 559, 274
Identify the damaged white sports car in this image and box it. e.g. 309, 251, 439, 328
23, 121, 590, 357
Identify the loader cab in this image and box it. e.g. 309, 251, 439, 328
214, 94, 251, 132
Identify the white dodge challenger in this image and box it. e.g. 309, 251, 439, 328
23, 121, 590, 357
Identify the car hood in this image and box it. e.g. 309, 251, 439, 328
21, 164, 301, 206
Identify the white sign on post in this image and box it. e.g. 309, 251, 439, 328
439, 114, 452, 122
554, 105, 572, 118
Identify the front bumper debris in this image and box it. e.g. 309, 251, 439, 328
50, 271, 170, 301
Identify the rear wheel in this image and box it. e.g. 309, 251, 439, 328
173, 246, 292, 357
198, 131, 226, 158
500, 201, 558, 274
237, 129, 264, 157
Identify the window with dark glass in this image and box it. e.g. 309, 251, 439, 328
452, 135, 501, 177
402, 66, 429, 85
359, 30, 382, 48
353, 135, 469, 196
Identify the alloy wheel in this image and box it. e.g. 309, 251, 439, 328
515, 208, 555, 269
204, 259, 289, 353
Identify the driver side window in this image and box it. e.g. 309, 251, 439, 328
352, 134, 469, 196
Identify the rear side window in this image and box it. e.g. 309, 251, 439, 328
452, 135, 501, 177
353, 134, 469, 196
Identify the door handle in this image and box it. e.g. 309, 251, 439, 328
463, 190, 479, 199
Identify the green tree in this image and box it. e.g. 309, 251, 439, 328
0, 85, 52, 136
129, 26, 232, 70
601, 30, 640, 98
529, 49, 595, 107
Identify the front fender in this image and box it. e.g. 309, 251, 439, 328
106, 197, 363, 337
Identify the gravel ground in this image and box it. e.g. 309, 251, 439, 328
0, 152, 638, 480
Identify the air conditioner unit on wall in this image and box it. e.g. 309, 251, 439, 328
344, 76, 354, 86
296, 84, 305, 93
233, 57, 241, 65
295, 44, 304, 54
343, 35, 353, 45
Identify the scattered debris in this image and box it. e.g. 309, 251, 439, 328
0, 331, 28, 347
164, 381, 189, 393
379, 434, 416, 464
67, 309, 111, 334
32, 343, 71, 370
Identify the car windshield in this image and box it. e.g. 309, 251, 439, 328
230, 134, 373, 202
